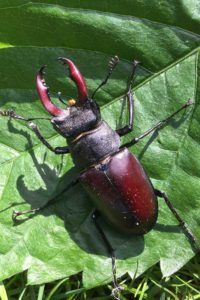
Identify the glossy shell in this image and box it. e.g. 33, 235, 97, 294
80, 148, 158, 234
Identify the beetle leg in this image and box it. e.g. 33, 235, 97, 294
0, 110, 69, 154
121, 99, 193, 148
155, 189, 200, 253
115, 87, 134, 136
92, 210, 122, 299
27, 121, 69, 154
12, 179, 79, 222
92, 56, 119, 99
116, 60, 140, 136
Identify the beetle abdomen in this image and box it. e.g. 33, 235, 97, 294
80, 148, 158, 234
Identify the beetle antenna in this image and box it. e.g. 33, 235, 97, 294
0, 109, 51, 122
57, 92, 67, 105
92, 55, 119, 99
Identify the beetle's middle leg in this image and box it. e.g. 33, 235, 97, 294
92, 210, 121, 300
121, 99, 193, 148
12, 179, 79, 221
155, 189, 200, 253
0, 109, 69, 154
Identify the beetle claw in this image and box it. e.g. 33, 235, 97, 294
187, 98, 194, 106
133, 60, 140, 66
111, 285, 123, 300
12, 210, 20, 221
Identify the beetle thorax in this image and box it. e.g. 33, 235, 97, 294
51, 101, 100, 138
68, 121, 121, 171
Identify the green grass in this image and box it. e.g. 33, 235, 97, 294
1, 254, 199, 300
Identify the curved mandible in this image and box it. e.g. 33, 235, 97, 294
58, 57, 88, 105
36, 66, 66, 116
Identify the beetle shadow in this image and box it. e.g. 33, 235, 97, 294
5, 119, 145, 260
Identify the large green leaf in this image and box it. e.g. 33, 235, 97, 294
0, 1, 199, 289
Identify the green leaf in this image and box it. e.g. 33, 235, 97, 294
0, 1, 199, 289
0, 282, 8, 300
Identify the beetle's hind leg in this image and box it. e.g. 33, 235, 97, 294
12, 179, 79, 222
92, 210, 122, 300
155, 189, 200, 253
116, 60, 140, 136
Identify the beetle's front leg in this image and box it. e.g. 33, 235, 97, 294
0, 109, 69, 154
27, 121, 69, 154
13, 179, 79, 221
116, 60, 139, 136
121, 99, 193, 148
92, 210, 122, 300
155, 189, 200, 253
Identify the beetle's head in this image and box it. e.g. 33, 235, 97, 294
36, 58, 100, 138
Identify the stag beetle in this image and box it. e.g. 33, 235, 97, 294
1, 56, 199, 298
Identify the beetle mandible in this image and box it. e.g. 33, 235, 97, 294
1, 56, 199, 298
